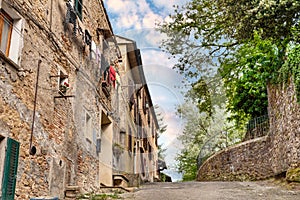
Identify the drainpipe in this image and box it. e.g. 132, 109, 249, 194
29, 60, 41, 155
50, 0, 53, 30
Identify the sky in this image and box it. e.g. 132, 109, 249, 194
103, 0, 189, 180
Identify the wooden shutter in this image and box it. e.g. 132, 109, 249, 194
2, 138, 20, 200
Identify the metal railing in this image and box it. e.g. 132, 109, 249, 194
243, 115, 269, 141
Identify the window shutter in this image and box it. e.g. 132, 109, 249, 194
74, 0, 82, 20
96, 138, 101, 153
1, 138, 20, 200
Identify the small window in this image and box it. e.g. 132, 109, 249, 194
120, 131, 126, 147
96, 138, 101, 153
128, 128, 132, 152
0, 10, 13, 56
58, 71, 69, 95
85, 111, 92, 142
74, 0, 83, 20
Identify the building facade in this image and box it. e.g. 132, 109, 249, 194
112, 35, 159, 186
0, 0, 158, 199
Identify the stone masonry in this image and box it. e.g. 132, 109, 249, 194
0, 0, 159, 199
0, 0, 113, 198
197, 80, 300, 182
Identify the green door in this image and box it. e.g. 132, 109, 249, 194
1, 138, 20, 200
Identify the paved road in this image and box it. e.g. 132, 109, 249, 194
120, 181, 300, 200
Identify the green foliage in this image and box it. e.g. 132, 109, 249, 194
280, 44, 300, 102
158, 0, 300, 124
176, 148, 198, 181
220, 32, 284, 122
154, 105, 168, 159
158, 0, 300, 77
77, 193, 120, 200
175, 101, 243, 181
159, 0, 300, 181
175, 102, 207, 181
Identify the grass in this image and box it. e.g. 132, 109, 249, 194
76, 193, 121, 200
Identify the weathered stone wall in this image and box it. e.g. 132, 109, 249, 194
268, 80, 300, 180
0, 0, 115, 199
197, 80, 300, 181
197, 136, 273, 181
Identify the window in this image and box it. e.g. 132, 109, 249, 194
128, 128, 132, 152
0, 2, 23, 64
120, 131, 126, 147
96, 138, 101, 153
85, 111, 92, 142
0, 10, 13, 56
58, 71, 69, 95
74, 0, 83, 20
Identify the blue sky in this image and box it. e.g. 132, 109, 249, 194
103, 0, 188, 175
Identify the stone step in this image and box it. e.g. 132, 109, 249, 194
65, 185, 80, 198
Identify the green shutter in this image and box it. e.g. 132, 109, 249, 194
2, 138, 20, 200
75, 0, 82, 20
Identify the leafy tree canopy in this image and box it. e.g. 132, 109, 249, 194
159, 0, 300, 180
158, 0, 300, 77
176, 100, 242, 181
220, 31, 284, 121
158, 0, 300, 122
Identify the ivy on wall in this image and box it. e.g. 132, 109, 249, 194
280, 44, 300, 102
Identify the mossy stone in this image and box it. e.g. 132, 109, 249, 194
286, 168, 300, 182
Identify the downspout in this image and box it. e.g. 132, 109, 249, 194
29, 60, 41, 155
50, 0, 53, 30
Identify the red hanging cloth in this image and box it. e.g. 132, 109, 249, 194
109, 66, 116, 88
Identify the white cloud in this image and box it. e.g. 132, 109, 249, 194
142, 12, 163, 28
142, 49, 176, 67
104, 0, 166, 31
136, 0, 152, 13
151, 0, 188, 13
105, 0, 135, 13
144, 29, 166, 47
118, 13, 139, 29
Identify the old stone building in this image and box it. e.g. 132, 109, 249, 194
0, 0, 159, 199
112, 35, 159, 186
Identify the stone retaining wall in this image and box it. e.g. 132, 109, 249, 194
197, 80, 300, 181
197, 136, 273, 181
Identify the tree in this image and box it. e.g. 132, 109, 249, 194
158, 0, 300, 78
158, 0, 300, 123
154, 105, 168, 159
159, 0, 300, 180
175, 88, 242, 181
175, 102, 207, 181
220, 31, 283, 122
280, 43, 300, 102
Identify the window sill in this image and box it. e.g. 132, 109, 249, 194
0, 51, 21, 71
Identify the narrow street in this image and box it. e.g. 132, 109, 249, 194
120, 181, 300, 200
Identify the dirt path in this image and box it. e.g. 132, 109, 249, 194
120, 181, 300, 200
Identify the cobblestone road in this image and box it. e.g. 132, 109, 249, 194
120, 181, 300, 200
